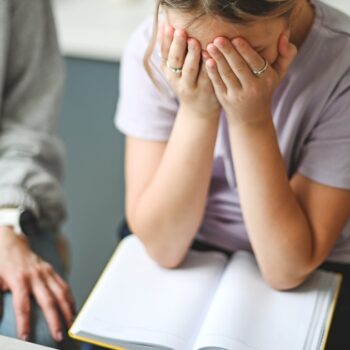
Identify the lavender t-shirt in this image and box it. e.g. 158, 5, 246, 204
116, 0, 350, 263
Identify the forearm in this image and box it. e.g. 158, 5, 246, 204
129, 106, 219, 267
0, 0, 66, 231
228, 118, 313, 288
0, 132, 66, 232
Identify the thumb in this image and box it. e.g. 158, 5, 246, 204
273, 34, 297, 79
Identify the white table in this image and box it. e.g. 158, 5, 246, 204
0, 336, 57, 350
52, 0, 350, 62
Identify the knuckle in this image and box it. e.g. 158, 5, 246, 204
56, 289, 67, 302
14, 272, 28, 284
18, 303, 30, 314
235, 62, 246, 73
171, 55, 182, 64
29, 267, 41, 279
226, 90, 235, 100
60, 282, 70, 295
42, 297, 56, 309
58, 282, 70, 296
43, 262, 54, 274
178, 86, 188, 97
249, 86, 260, 97
236, 92, 247, 103
265, 74, 275, 87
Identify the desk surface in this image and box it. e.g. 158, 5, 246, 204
0, 336, 56, 350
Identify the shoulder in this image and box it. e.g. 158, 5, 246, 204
120, 17, 174, 96
123, 17, 156, 62
289, 2, 350, 110
315, 0, 350, 70
316, 0, 350, 38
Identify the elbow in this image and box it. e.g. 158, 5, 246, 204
127, 213, 187, 269
265, 276, 307, 291
259, 252, 317, 291
146, 245, 186, 269
262, 269, 309, 291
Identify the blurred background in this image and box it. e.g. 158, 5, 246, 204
51, 0, 350, 309
52, 0, 154, 309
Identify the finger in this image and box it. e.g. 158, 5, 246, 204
46, 274, 74, 327
207, 43, 241, 89
31, 276, 63, 343
202, 50, 211, 62
167, 29, 187, 71
53, 273, 75, 308
232, 38, 267, 79
157, 21, 165, 44
205, 58, 227, 96
273, 34, 297, 79
11, 279, 31, 341
182, 38, 201, 87
160, 25, 174, 63
213, 37, 252, 85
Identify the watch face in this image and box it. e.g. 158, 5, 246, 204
19, 210, 40, 236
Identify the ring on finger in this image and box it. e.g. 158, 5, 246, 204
252, 58, 269, 77
166, 60, 183, 74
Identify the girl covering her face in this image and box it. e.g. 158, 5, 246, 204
116, 0, 350, 297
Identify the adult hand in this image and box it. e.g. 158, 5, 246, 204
0, 227, 75, 342
205, 34, 297, 125
159, 23, 221, 117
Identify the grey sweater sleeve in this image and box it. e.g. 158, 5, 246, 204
0, 0, 66, 232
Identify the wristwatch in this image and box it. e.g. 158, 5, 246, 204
0, 207, 40, 236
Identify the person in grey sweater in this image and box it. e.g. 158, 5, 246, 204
0, 1, 76, 348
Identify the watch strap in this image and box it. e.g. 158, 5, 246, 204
0, 208, 23, 235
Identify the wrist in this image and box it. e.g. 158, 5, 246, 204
227, 112, 274, 133
179, 103, 221, 121
0, 207, 40, 236
226, 106, 273, 128
0, 226, 29, 244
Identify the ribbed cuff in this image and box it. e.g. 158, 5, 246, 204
0, 186, 40, 217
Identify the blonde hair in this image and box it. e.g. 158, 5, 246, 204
144, 0, 297, 86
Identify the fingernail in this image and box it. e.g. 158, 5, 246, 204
207, 43, 213, 50
22, 334, 29, 341
214, 38, 224, 48
56, 331, 63, 342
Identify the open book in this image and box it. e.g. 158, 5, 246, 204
69, 235, 342, 350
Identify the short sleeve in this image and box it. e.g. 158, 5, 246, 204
115, 18, 178, 141
297, 71, 350, 189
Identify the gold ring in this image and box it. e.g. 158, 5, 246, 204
166, 60, 183, 74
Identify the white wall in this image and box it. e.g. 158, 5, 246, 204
52, 0, 350, 62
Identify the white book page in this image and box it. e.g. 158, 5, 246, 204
71, 236, 227, 350
194, 251, 331, 350
304, 272, 341, 350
